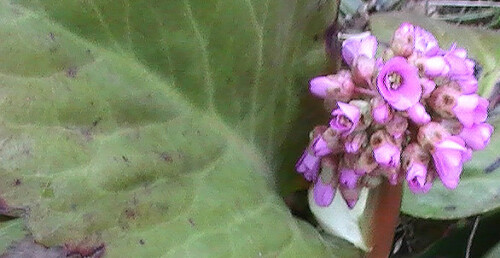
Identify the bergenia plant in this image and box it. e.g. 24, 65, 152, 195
296, 22, 493, 251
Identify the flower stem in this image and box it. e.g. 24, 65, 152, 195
365, 180, 403, 258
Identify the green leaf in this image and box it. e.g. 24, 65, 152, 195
0, 0, 361, 256
0, 219, 26, 253
485, 241, 500, 258
370, 12, 500, 219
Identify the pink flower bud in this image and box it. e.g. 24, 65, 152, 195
339, 168, 361, 189
371, 97, 392, 124
313, 179, 336, 207
377, 57, 422, 111
391, 23, 415, 57
420, 78, 436, 98
407, 103, 431, 125
455, 75, 478, 94
453, 94, 488, 127
414, 26, 439, 56
339, 184, 362, 209
352, 55, 376, 85
296, 148, 321, 182
418, 122, 451, 151
385, 114, 408, 139
309, 70, 355, 101
312, 136, 332, 156
432, 136, 467, 189
330, 102, 361, 136
344, 131, 368, 153
422, 56, 449, 77
342, 32, 378, 66
371, 130, 401, 168
460, 123, 494, 150
428, 85, 461, 118
406, 163, 433, 194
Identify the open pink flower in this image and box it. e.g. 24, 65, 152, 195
453, 94, 488, 127
329, 102, 361, 136
432, 137, 468, 189
342, 32, 378, 66
377, 57, 422, 110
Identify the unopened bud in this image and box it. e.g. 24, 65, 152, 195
428, 85, 461, 118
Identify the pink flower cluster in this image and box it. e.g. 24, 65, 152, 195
296, 23, 493, 208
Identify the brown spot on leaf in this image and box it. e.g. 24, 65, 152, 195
14, 179, 21, 186
66, 67, 77, 78
65, 242, 105, 258
444, 205, 456, 211
160, 152, 173, 163
124, 208, 136, 219
188, 218, 196, 227
139, 239, 145, 245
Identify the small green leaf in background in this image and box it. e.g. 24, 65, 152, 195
371, 12, 500, 219
0, 0, 361, 256
0, 218, 26, 253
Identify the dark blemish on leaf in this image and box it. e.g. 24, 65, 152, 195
485, 158, 500, 174
66, 67, 77, 78
49, 32, 55, 41
160, 152, 173, 163
444, 205, 456, 211
188, 218, 196, 227
124, 208, 136, 219
14, 179, 21, 186
71, 204, 77, 211
313, 34, 319, 42
92, 117, 102, 127
139, 239, 145, 245
122, 155, 129, 162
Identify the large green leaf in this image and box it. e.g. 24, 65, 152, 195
0, 0, 363, 256
371, 12, 500, 219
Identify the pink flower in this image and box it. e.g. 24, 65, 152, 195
460, 123, 494, 150
342, 32, 378, 66
339, 168, 361, 189
313, 179, 336, 207
432, 137, 468, 189
444, 45, 474, 78
329, 102, 361, 136
344, 132, 367, 153
312, 136, 332, 156
455, 75, 478, 94
371, 98, 392, 124
309, 71, 355, 101
373, 143, 401, 168
407, 103, 431, 125
391, 23, 415, 57
420, 78, 436, 98
296, 148, 320, 182
453, 94, 488, 127
422, 56, 449, 77
414, 26, 439, 56
406, 163, 432, 194
377, 57, 422, 110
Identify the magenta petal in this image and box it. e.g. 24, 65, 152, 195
373, 143, 401, 167
408, 103, 431, 125
342, 32, 377, 66
296, 150, 320, 182
414, 26, 439, 56
377, 57, 422, 110
453, 94, 488, 127
432, 139, 466, 189
405, 163, 427, 192
372, 100, 391, 124
455, 75, 478, 94
309, 76, 332, 98
338, 102, 361, 125
313, 180, 335, 207
312, 137, 332, 156
330, 102, 361, 135
339, 168, 360, 189
460, 123, 494, 150
420, 78, 436, 98
423, 56, 449, 77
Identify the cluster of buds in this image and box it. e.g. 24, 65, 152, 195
296, 23, 493, 208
